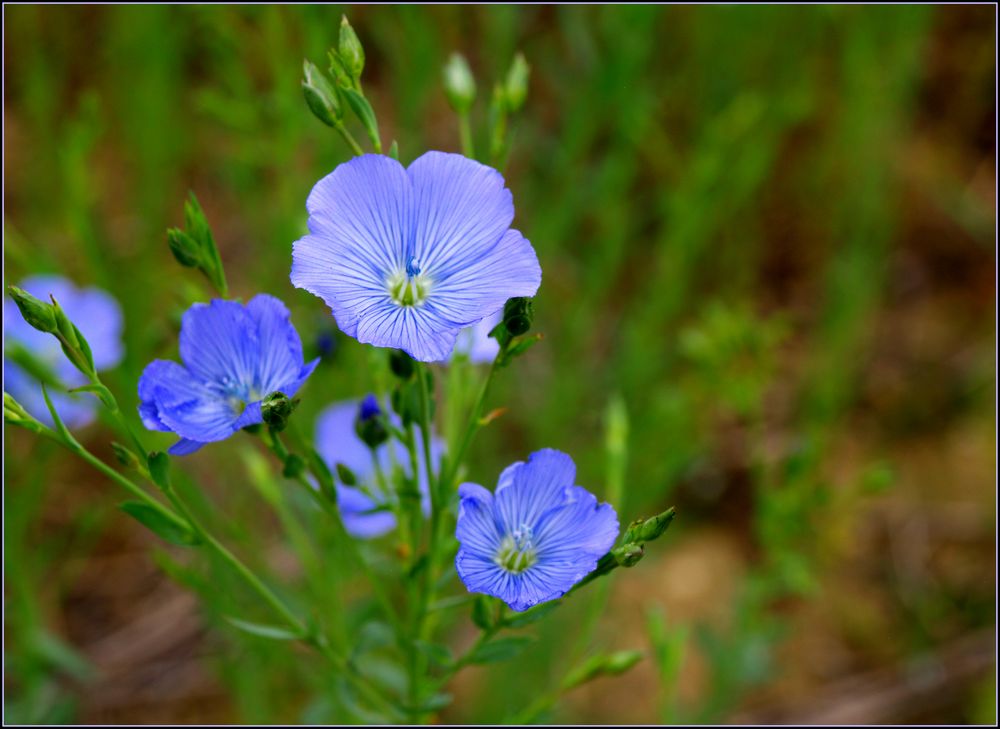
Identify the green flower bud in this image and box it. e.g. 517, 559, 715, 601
111, 442, 142, 469
604, 649, 644, 674
389, 349, 415, 380
166, 228, 202, 268
50, 297, 96, 378
4, 391, 41, 430
611, 542, 644, 567
503, 296, 534, 336
302, 59, 342, 127
443, 53, 476, 113
335, 462, 357, 486
637, 507, 675, 542
262, 392, 299, 432
338, 15, 365, 81
7, 286, 57, 333
504, 52, 530, 112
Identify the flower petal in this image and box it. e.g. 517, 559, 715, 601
494, 448, 577, 532
430, 228, 541, 324
534, 486, 619, 560
456, 482, 502, 558
178, 299, 257, 387
245, 294, 307, 394
291, 154, 412, 337
407, 152, 513, 279
352, 300, 461, 363
140, 358, 240, 443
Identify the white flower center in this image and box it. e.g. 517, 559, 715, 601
387, 256, 432, 307
494, 524, 537, 574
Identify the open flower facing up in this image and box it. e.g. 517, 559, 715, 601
291, 152, 541, 363
4, 275, 124, 428
315, 397, 444, 538
455, 448, 619, 612
138, 295, 318, 455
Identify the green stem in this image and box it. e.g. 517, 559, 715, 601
335, 122, 365, 156
458, 111, 475, 159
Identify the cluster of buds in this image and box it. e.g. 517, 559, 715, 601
7, 286, 97, 382
166, 192, 228, 296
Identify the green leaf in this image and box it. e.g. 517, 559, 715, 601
471, 594, 495, 630
225, 616, 303, 641
119, 501, 199, 546
146, 451, 171, 490
501, 599, 562, 628
468, 635, 534, 664
414, 640, 453, 668
407, 693, 452, 714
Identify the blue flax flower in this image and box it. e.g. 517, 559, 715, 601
138, 295, 318, 455
451, 310, 502, 364
291, 152, 541, 363
315, 397, 444, 538
4, 275, 123, 428
455, 448, 619, 612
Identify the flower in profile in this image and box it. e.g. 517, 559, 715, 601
138, 295, 318, 455
3, 275, 123, 428
291, 152, 541, 363
451, 310, 502, 364
455, 448, 619, 612
315, 397, 444, 538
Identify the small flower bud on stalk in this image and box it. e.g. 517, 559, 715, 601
302, 59, 343, 127
7, 286, 57, 333
611, 542, 644, 567
4, 392, 43, 432
503, 53, 530, 113
443, 53, 476, 113
262, 392, 299, 432
503, 296, 534, 336
282, 454, 306, 479
335, 462, 357, 486
355, 393, 388, 448
111, 442, 142, 469
338, 15, 365, 83
166, 228, 202, 268
49, 296, 97, 379
389, 349, 415, 380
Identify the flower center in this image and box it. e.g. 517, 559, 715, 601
494, 524, 537, 574
213, 376, 261, 416
387, 257, 432, 307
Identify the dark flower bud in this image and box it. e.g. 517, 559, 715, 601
503, 296, 534, 336
611, 542, 644, 567
335, 462, 357, 486
111, 442, 142, 469
7, 286, 57, 334
315, 330, 337, 361
389, 348, 415, 379
338, 15, 365, 81
262, 391, 299, 432
443, 53, 476, 113
355, 393, 388, 448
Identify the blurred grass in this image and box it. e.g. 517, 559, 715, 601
3, 4, 995, 724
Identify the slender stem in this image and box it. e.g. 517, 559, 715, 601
458, 111, 475, 159
335, 123, 365, 156
439, 359, 499, 494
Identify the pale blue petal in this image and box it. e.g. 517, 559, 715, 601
534, 486, 619, 560
455, 482, 502, 558
430, 229, 541, 324
245, 294, 306, 393
178, 300, 257, 387
451, 311, 502, 364
353, 302, 460, 363
494, 448, 577, 532
407, 152, 513, 279
168, 438, 206, 456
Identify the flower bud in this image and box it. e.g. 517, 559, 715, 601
504, 53, 530, 112
604, 649, 644, 674
335, 462, 357, 486
7, 286, 57, 333
637, 507, 675, 542
4, 391, 41, 430
443, 53, 476, 113
355, 393, 388, 448
166, 228, 202, 268
262, 391, 299, 432
611, 542, 644, 567
389, 348, 415, 380
503, 296, 534, 336
111, 442, 142, 469
50, 297, 96, 378
302, 59, 342, 127
338, 15, 365, 81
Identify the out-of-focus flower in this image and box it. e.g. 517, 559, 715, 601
315, 398, 444, 538
291, 152, 541, 362
451, 310, 502, 364
3, 275, 123, 428
455, 448, 619, 612
138, 295, 318, 455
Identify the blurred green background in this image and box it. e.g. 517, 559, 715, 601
3, 4, 995, 724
